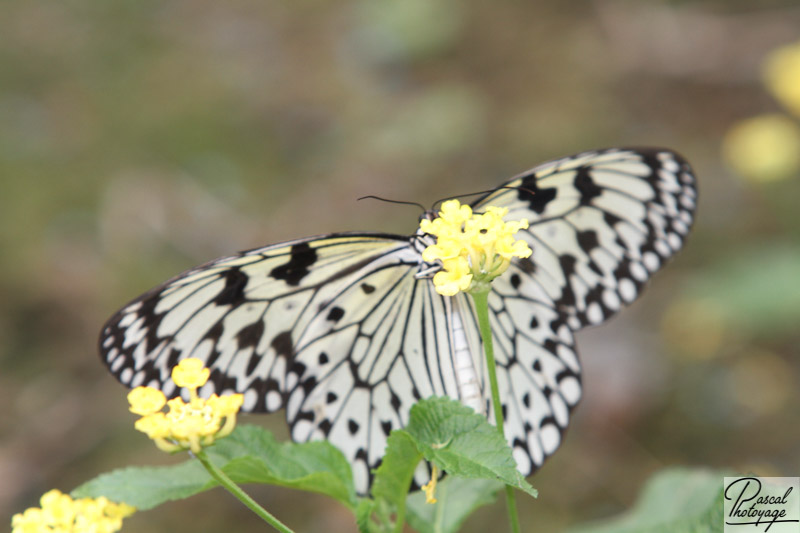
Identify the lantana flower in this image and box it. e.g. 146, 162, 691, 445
420, 199, 532, 296
11, 489, 135, 533
128, 358, 244, 453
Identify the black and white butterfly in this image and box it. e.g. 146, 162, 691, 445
99, 147, 696, 493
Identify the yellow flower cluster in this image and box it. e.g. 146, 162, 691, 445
11, 490, 134, 533
128, 358, 244, 454
723, 40, 800, 183
420, 199, 532, 296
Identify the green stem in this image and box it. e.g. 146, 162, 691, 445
470, 290, 521, 533
195, 450, 294, 533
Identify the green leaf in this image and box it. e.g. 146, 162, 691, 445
362, 397, 531, 532
355, 498, 378, 533
567, 467, 726, 533
210, 425, 357, 508
359, 430, 424, 533
73, 425, 357, 511
404, 397, 537, 498
72, 459, 214, 510
372, 430, 423, 506
406, 477, 503, 533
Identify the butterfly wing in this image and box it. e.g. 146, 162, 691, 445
457, 147, 696, 475
450, 284, 579, 477
474, 147, 696, 330
100, 233, 472, 492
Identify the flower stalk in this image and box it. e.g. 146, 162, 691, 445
472, 289, 521, 533
195, 450, 295, 533
419, 199, 529, 533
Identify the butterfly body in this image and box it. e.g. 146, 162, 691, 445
100, 147, 696, 493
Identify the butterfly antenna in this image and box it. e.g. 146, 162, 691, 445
430, 186, 534, 210
357, 195, 427, 212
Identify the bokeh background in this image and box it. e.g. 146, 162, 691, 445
3, 1, 799, 531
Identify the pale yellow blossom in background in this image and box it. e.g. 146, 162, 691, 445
763, 40, 800, 118
722, 113, 800, 183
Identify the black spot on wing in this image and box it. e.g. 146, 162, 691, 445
272, 331, 294, 358
166, 348, 181, 371
326, 306, 344, 322
559, 254, 577, 276
518, 175, 557, 214
214, 269, 249, 305
390, 392, 402, 411
575, 166, 602, 205
577, 230, 599, 253
270, 243, 318, 286
205, 321, 224, 342
361, 283, 375, 294
318, 419, 332, 436
246, 353, 261, 375
299, 375, 317, 394
517, 257, 536, 274
236, 321, 264, 349
543, 339, 558, 355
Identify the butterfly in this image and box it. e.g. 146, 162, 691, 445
99, 147, 696, 494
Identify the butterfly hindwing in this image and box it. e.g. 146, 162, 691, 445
453, 260, 581, 477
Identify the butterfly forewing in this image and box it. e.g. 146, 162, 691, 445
102, 234, 416, 399
473, 148, 696, 330
101, 233, 463, 491
99, 147, 696, 495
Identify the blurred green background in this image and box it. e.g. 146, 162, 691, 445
2, 1, 799, 531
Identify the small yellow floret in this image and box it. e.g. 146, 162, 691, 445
420, 199, 531, 296
171, 358, 211, 389
128, 386, 167, 415
207, 393, 245, 416
134, 412, 171, 439
11, 489, 135, 533
431, 258, 472, 296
